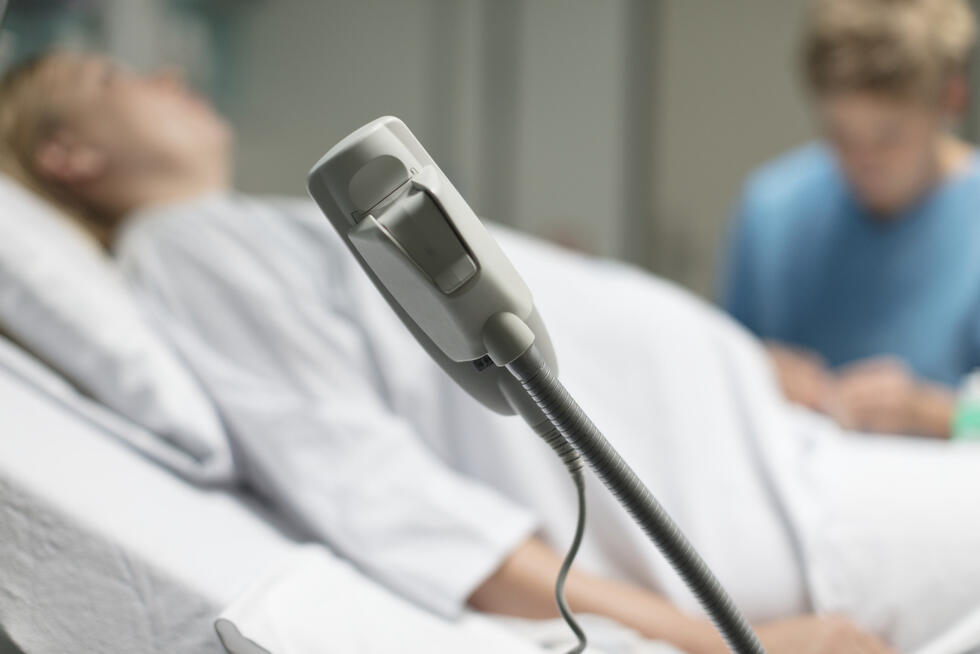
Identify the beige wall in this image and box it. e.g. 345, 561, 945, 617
512, 0, 629, 256
222, 0, 817, 296
228, 0, 634, 256
652, 0, 814, 295
229, 0, 436, 196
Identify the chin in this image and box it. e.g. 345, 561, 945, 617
858, 193, 909, 218
198, 117, 233, 164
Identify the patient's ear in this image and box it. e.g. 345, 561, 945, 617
34, 132, 108, 187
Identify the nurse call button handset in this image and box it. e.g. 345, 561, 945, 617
307, 116, 766, 654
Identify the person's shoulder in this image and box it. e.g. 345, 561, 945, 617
114, 192, 269, 278
116, 193, 231, 248
740, 142, 840, 222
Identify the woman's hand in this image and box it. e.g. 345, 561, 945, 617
692, 615, 896, 654
471, 539, 898, 654
766, 343, 833, 411
752, 615, 897, 654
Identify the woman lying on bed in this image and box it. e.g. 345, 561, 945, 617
3, 50, 979, 654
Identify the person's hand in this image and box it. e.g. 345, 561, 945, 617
827, 357, 916, 433
752, 615, 897, 654
766, 343, 833, 411
691, 615, 895, 654
826, 356, 953, 437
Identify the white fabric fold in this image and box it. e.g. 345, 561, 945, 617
215, 547, 546, 654
0, 175, 233, 483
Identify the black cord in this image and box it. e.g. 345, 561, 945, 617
509, 345, 767, 654
532, 422, 588, 653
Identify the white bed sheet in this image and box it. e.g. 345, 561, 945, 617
0, 367, 307, 653
215, 545, 684, 654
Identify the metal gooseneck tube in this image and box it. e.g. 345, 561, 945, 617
505, 344, 766, 654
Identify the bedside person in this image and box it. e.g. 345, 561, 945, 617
721, 0, 980, 438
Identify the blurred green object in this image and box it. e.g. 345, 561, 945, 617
953, 371, 980, 441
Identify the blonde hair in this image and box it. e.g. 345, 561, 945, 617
0, 51, 110, 244
803, 0, 977, 98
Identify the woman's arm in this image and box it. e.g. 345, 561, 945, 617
469, 537, 717, 652
469, 537, 896, 654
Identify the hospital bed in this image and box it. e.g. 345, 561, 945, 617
0, 357, 576, 654
6, 308, 980, 654
1, 340, 689, 654
0, 360, 300, 653
0, 171, 673, 654
2, 161, 979, 651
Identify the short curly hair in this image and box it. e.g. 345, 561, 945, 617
803, 0, 977, 98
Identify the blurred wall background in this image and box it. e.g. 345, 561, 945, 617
1, 0, 976, 296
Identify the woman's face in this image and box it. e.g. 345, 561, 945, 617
44, 53, 231, 181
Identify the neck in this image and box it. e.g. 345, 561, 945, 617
936, 133, 973, 180
87, 163, 231, 241
125, 166, 230, 214
866, 134, 972, 219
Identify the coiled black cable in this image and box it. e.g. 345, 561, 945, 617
508, 345, 766, 654
531, 421, 588, 654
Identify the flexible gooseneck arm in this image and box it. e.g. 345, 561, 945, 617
505, 344, 766, 654
483, 311, 766, 654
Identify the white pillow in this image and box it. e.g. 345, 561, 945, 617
0, 174, 234, 484
0, 332, 232, 484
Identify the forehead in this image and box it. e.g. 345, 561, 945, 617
40, 53, 120, 106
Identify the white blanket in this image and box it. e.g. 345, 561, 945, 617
217, 547, 683, 654
915, 606, 980, 654
480, 229, 980, 652
216, 547, 545, 654
780, 412, 980, 651
209, 220, 980, 652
